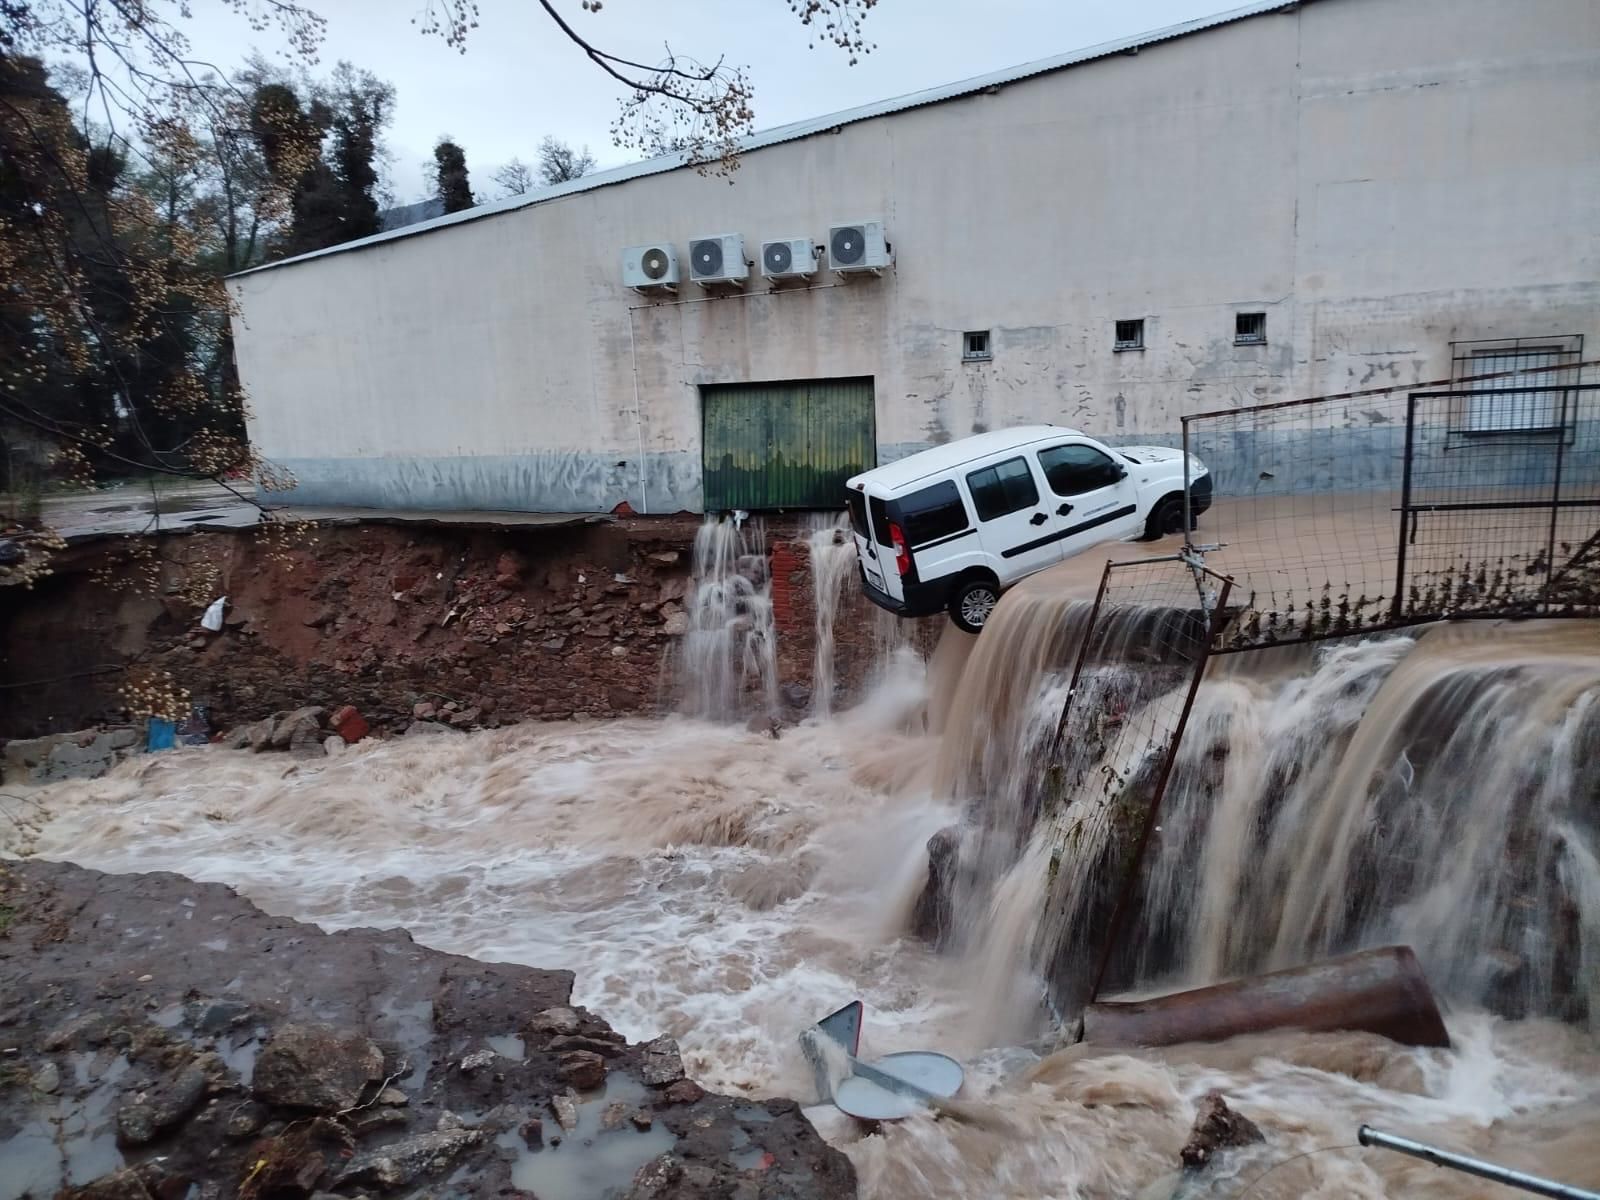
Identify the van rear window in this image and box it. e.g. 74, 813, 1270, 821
867, 495, 895, 547
845, 491, 868, 538
898, 480, 969, 547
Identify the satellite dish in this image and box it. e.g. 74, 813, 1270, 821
641, 248, 670, 281
831, 226, 865, 266
692, 239, 724, 276
764, 242, 793, 274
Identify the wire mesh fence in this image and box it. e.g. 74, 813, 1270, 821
1183, 359, 1600, 651
1034, 556, 1233, 1013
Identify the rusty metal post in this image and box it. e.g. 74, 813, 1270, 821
1085, 571, 1234, 1005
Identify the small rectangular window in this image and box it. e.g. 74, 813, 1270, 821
868, 494, 895, 547
966, 457, 1039, 522
898, 480, 969, 547
1235, 312, 1266, 345
845, 490, 868, 538
962, 330, 991, 361
1114, 319, 1144, 351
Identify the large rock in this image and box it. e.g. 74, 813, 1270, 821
252, 1023, 384, 1112
270, 706, 325, 750
116, 1061, 207, 1146
336, 1126, 484, 1188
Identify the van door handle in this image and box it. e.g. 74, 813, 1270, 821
1029, 512, 1047, 526
1057, 503, 1074, 516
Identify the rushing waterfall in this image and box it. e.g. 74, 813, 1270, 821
926, 590, 1600, 1031
805, 512, 857, 719
677, 516, 779, 720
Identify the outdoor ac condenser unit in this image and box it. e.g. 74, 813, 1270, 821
826, 222, 892, 274
622, 244, 679, 291
688, 234, 750, 286
760, 239, 818, 282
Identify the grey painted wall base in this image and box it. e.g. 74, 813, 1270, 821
263, 425, 1600, 515
264, 451, 703, 515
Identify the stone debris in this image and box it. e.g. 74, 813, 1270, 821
547, 1031, 625, 1057
336, 1125, 484, 1187
529, 1006, 582, 1037
347, 1105, 409, 1136
377, 1086, 409, 1106
116, 1060, 208, 1147
270, 706, 326, 749
629, 1108, 654, 1131
559, 1048, 607, 1090
639, 1036, 685, 1085
601, 1100, 629, 1131
458, 1047, 496, 1073
32, 1060, 60, 1093
519, 1116, 544, 1147
328, 704, 370, 743
662, 1079, 705, 1106
550, 1088, 580, 1131
252, 1023, 384, 1112
1179, 1090, 1264, 1171
224, 1100, 269, 1139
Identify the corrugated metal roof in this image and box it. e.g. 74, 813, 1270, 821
233, 0, 1304, 277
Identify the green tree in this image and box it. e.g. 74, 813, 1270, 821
432, 138, 474, 213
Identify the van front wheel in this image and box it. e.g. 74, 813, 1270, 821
949, 578, 1001, 634
1143, 494, 1187, 541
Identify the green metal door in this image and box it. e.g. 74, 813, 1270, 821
701, 377, 876, 510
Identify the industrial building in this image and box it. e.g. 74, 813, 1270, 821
228, 0, 1600, 514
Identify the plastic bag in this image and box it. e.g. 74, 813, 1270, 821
200, 596, 227, 632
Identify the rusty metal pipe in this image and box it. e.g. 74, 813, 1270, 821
1079, 945, 1451, 1049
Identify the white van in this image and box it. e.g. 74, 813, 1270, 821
844, 426, 1210, 632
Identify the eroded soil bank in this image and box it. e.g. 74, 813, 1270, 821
0, 859, 855, 1200
0, 515, 931, 740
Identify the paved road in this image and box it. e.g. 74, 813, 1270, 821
40, 481, 609, 541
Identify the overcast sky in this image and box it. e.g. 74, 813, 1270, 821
178, 0, 1240, 203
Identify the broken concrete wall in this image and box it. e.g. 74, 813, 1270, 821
1, 726, 141, 785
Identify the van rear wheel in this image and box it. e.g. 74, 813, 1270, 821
949, 578, 1000, 634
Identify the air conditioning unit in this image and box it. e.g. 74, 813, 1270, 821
827, 221, 892, 274
760, 239, 818, 282
688, 234, 749, 287
622, 243, 679, 291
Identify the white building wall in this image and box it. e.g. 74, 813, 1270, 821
229, 0, 1600, 513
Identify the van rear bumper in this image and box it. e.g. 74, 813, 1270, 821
859, 569, 951, 619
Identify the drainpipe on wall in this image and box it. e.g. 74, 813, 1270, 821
625, 308, 649, 514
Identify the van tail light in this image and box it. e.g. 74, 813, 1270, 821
889, 522, 911, 576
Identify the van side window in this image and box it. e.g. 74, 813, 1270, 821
966, 457, 1039, 521
899, 480, 969, 546
1038, 444, 1125, 496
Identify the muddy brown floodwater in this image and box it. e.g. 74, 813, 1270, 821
15, 510, 1600, 1199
